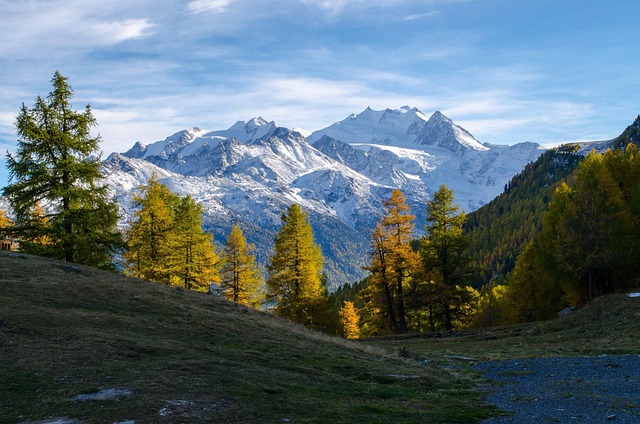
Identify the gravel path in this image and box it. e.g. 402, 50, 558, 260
475, 355, 640, 423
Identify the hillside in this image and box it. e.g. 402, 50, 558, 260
0, 252, 493, 423
464, 146, 583, 285
464, 115, 640, 286
370, 291, 640, 361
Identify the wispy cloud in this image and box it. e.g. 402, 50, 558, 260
401, 11, 439, 21
92, 18, 156, 43
187, 0, 234, 14
0, 0, 638, 162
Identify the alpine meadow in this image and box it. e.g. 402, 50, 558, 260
2, 66, 640, 423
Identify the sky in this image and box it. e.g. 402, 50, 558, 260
1, 0, 639, 182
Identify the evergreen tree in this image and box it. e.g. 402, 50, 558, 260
172, 195, 219, 292
219, 223, 264, 308
266, 204, 326, 327
420, 184, 471, 332
3, 71, 123, 269
339, 301, 360, 339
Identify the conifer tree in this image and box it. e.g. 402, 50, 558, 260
266, 204, 326, 326
219, 223, 264, 307
420, 184, 471, 332
126, 177, 219, 290
126, 177, 179, 284
0, 209, 13, 250
365, 189, 418, 334
339, 301, 360, 339
3, 71, 123, 269
172, 195, 219, 292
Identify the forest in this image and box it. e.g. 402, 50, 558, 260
3, 71, 640, 337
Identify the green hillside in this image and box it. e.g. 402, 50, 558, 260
0, 252, 492, 423
465, 115, 640, 287
465, 147, 582, 285
371, 290, 640, 361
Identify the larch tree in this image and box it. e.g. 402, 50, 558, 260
219, 223, 264, 308
509, 146, 640, 317
365, 189, 418, 334
171, 195, 220, 292
2, 71, 124, 269
339, 300, 360, 339
126, 177, 219, 291
266, 203, 326, 327
125, 177, 178, 284
0, 209, 13, 250
420, 184, 471, 332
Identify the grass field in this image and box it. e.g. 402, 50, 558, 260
369, 291, 640, 362
0, 252, 494, 423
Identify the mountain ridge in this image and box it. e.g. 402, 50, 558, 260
101, 106, 546, 288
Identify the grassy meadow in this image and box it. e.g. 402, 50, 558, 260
370, 292, 640, 362
0, 252, 493, 423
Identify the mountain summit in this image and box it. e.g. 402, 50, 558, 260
101, 107, 545, 287
308, 107, 487, 153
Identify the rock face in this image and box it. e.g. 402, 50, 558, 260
101, 107, 545, 288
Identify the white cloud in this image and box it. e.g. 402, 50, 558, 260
187, 0, 234, 13
93, 18, 156, 43
402, 11, 439, 21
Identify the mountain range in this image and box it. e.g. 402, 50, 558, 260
101, 106, 545, 288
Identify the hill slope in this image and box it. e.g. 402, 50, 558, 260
464, 146, 583, 285
464, 115, 640, 286
0, 252, 492, 423
371, 291, 640, 361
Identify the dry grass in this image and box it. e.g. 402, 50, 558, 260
0, 252, 493, 423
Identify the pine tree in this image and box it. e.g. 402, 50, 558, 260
219, 223, 264, 307
339, 301, 360, 339
125, 177, 179, 284
266, 204, 326, 327
172, 195, 219, 292
3, 71, 123, 269
421, 184, 471, 332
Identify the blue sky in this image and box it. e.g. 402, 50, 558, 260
1, 0, 639, 177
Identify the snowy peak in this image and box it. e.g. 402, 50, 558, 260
415, 111, 488, 152
206, 117, 277, 143
308, 106, 429, 147
123, 128, 205, 159
309, 106, 486, 153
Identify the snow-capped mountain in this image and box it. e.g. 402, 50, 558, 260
101, 107, 545, 288
309, 107, 544, 212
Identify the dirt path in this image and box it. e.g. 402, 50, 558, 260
475, 355, 640, 423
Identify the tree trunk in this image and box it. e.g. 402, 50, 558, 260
396, 272, 407, 334
381, 277, 398, 333
443, 304, 453, 332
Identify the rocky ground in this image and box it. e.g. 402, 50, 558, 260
476, 354, 640, 423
